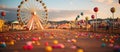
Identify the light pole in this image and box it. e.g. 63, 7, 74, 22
93, 7, 99, 32
91, 15, 95, 32
110, 7, 115, 33
85, 16, 89, 31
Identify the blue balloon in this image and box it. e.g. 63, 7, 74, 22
101, 43, 106, 47
0, 44, 6, 48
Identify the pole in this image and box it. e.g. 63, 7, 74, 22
2, 16, 4, 20
86, 20, 88, 31
95, 12, 97, 32
112, 13, 114, 33
93, 19, 94, 32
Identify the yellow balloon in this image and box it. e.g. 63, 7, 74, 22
77, 49, 84, 52
105, 39, 108, 42
101, 38, 105, 41
45, 46, 52, 52
32, 41, 35, 44
75, 36, 78, 38
53, 40, 58, 45
10, 41, 14, 45
71, 39, 77, 43
90, 35, 93, 38
36, 42, 40, 45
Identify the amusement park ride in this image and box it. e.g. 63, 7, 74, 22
17, 0, 48, 30
70, 12, 91, 29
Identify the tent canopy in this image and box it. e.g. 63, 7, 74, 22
12, 20, 19, 24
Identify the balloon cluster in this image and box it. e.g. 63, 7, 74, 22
0, 42, 6, 48
23, 41, 33, 50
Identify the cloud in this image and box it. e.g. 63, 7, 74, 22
0, 5, 6, 8
48, 9, 93, 21
92, 0, 118, 5
0, 10, 9, 13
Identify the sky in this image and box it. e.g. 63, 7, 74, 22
0, 0, 120, 21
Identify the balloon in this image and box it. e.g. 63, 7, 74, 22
52, 44, 64, 49
36, 41, 40, 45
53, 40, 58, 45
114, 45, 120, 49
32, 37, 38, 41
1, 11, 6, 16
110, 7, 115, 13
75, 36, 78, 38
52, 45, 61, 48
0, 42, 6, 48
45, 42, 49, 46
71, 45, 76, 49
94, 7, 98, 12
8, 41, 14, 45
77, 49, 84, 52
27, 45, 33, 50
81, 12, 83, 16
58, 44, 65, 48
77, 15, 80, 18
71, 39, 77, 43
23, 45, 27, 50
101, 43, 106, 47
108, 44, 114, 48
23, 45, 33, 50
109, 40, 114, 44
75, 15, 79, 21
89, 35, 94, 38
26, 41, 32, 45
67, 39, 71, 43
45, 46, 52, 52
85, 17, 89, 21
91, 15, 95, 19
80, 20, 84, 23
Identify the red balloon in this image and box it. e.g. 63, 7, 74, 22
45, 42, 49, 46
1, 11, 6, 16
80, 20, 84, 23
77, 22, 80, 25
27, 45, 33, 50
32, 37, 38, 41
94, 7, 98, 12
23, 45, 27, 50
91, 15, 95, 19
110, 7, 115, 13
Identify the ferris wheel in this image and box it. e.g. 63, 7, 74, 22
17, 0, 48, 30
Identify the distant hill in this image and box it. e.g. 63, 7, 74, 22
48, 20, 70, 24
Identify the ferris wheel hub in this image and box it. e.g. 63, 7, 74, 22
31, 12, 36, 16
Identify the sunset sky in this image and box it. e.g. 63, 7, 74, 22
0, 0, 120, 21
